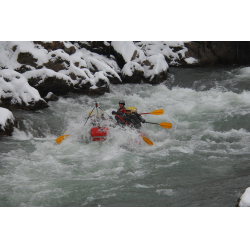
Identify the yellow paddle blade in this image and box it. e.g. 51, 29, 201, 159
55, 134, 69, 144
141, 135, 153, 146
150, 109, 164, 115
159, 122, 172, 129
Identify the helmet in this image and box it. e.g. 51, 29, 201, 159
131, 106, 137, 113
126, 107, 132, 113
89, 111, 94, 117
119, 100, 125, 105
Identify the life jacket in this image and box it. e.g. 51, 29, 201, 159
117, 107, 126, 115
115, 107, 126, 123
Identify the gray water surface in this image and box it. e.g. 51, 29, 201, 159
1, 66, 250, 206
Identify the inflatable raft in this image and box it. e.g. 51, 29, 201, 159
90, 127, 109, 141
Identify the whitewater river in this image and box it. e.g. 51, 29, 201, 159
1, 66, 250, 207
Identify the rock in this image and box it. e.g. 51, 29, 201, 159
236, 187, 250, 207
34, 41, 76, 55
0, 107, 18, 136
17, 52, 38, 67
0, 119, 18, 136
184, 41, 250, 66
121, 61, 144, 83
14, 65, 33, 74
75, 41, 111, 57
27, 75, 73, 97
0, 69, 48, 111
44, 92, 59, 102
43, 56, 70, 72
141, 54, 169, 84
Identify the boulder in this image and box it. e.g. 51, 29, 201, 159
0, 69, 48, 111
121, 62, 144, 83
34, 41, 76, 55
0, 107, 18, 136
44, 92, 59, 102
17, 52, 38, 67
236, 187, 250, 207
141, 54, 169, 84
75, 41, 111, 57
27, 75, 73, 97
184, 41, 250, 66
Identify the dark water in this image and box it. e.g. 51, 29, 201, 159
1, 66, 250, 206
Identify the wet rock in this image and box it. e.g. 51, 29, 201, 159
1, 97, 48, 111
27, 75, 73, 97
184, 41, 250, 66
0, 107, 18, 136
44, 92, 59, 102
0, 118, 18, 136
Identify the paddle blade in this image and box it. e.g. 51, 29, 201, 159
141, 135, 153, 146
159, 122, 172, 129
150, 109, 164, 115
55, 134, 69, 144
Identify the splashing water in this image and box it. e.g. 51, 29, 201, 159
1, 66, 250, 206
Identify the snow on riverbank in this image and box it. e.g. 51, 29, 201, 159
238, 187, 250, 207
0, 41, 198, 121
0, 107, 14, 128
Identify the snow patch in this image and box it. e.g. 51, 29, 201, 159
0, 107, 15, 129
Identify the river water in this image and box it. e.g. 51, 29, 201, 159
1, 66, 250, 207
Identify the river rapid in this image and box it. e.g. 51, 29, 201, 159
1, 66, 250, 207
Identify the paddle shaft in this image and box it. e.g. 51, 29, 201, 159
114, 113, 129, 126
145, 122, 159, 125
114, 114, 153, 145
84, 106, 96, 126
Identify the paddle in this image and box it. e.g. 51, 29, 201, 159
55, 104, 97, 145
145, 122, 172, 129
114, 113, 153, 146
138, 109, 164, 115
55, 134, 69, 144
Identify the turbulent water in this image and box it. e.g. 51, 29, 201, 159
1, 66, 250, 207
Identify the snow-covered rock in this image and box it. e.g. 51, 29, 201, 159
0, 107, 17, 136
0, 69, 48, 111
237, 187, 250, 207
111, 41, 170, 84
23, 68, 73, 97
135, 41, 198, 67
142, 54, 169, 83
111, 41, 146, 68
44, 92, 59, 102
121, 61, 144, 83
